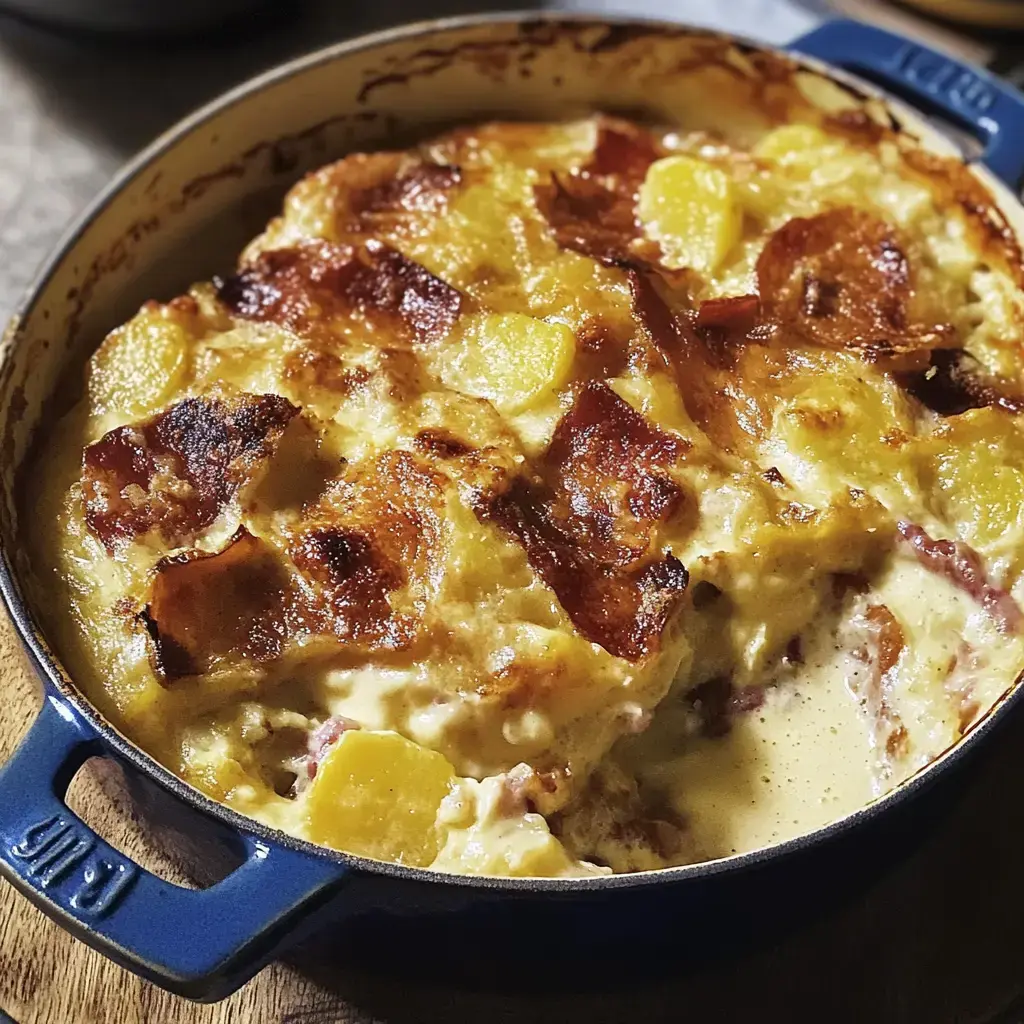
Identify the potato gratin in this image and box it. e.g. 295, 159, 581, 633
28, 114, 1024, 876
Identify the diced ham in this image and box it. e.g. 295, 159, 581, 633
306, 716, 362, 780
845, 603, 909, 773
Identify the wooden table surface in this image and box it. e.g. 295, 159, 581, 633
3, 604, 1024, 1024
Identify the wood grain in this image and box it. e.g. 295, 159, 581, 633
3, 598, 1024, 1024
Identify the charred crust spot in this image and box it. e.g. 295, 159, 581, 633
413, 428, 473, 459
283, 348, 373, 396
757, 207, 955, 361
82, 392, 298, 553
291, 526, 410, 649
900, 148, 1024, 287
216, 239, 463, 345
291, 449, 447, 651
896, 348, 1024, 416
349, 162, 461, 218
762, 466, 786, 487
824, 108, 888, 145
476, 381, 690, 660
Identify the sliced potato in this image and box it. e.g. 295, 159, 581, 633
440, 312, 576, 414
305, 730, 456, 866
637, 155, 741, 274
88, 308, 189, 420
752, 124, 840, 167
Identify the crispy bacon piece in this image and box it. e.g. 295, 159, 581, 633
757, 207, 955, 361
142, 450, 449, 681
291, 449, 447, 650
217, 239, 462, 345
534, 122, 662, 264
897, 349, 1024, 416
627, 269, 785, 453
477, 382, 690, 660
142, 528, 299, 681
82, 392, 298, 553
897, 521, 1023, 634
695, 294, 761, 333
848, 603, 910, 767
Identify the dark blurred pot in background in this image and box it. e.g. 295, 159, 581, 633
899, 0, 1024, 28
0, 0, 273, 35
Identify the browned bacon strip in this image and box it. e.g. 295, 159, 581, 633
757, 207, 955, 361
476, 382, 690, 660
82, 392, 298, 553
695, 294, 761, 333
897, 521, 1023, 633
627, 268, 785, 454
217, 239, 462, 345
534, 122, 662, 264
141, 528, 299, 681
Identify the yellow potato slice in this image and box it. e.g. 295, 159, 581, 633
637, 155, 741, 274
305, 730, 456, 866
88, 309, 189, 420
752, 124, 840, 167
442, 312, 576, 414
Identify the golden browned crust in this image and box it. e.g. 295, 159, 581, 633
82, 393, 298, 553
216, 239, 463, 345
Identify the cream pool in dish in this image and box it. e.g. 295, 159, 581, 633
26, 111, 1024, 878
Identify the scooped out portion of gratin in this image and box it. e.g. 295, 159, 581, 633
28, 112, 1024, 876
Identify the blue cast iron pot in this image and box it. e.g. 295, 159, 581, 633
1, 14, 1023, 1002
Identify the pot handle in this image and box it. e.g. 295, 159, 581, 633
0, 694, 347, 1001
789, 18, 1024, 190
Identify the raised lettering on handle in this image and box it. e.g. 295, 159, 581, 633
10, 814, 137, 918
892, 44, 997, 118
